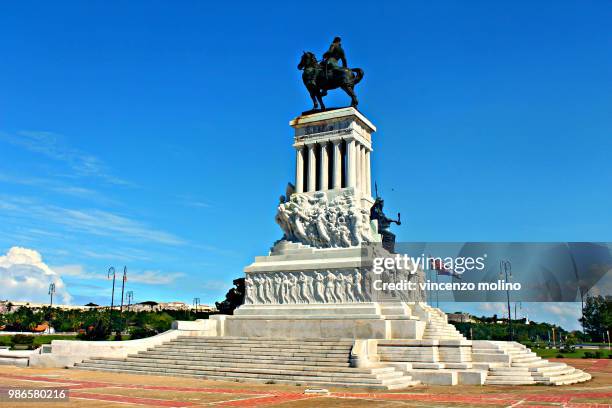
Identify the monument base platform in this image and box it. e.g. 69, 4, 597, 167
228, 301, 427, 339
224, 304, 425, 339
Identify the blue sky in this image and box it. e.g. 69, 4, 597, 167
0, 1, 610, 329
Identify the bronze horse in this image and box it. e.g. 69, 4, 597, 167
297, 51, 364, 110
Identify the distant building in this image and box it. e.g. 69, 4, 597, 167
0, 299, 216, 314
128, 301, 216, 313
0, 300, 97, 312
447, 312, 476, 323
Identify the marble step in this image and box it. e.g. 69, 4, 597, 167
485, 378, 535, 385
512, 360, 550, 368
130, 354, 351, 366
147, 346, 350, 358
173, 339, 354, 347
529, 363, 568, 373
88, 357, 389, 374
531, 367, 575, 378
137, 352, 350, 364
423, 329, 459, 333
537, 371, 591, 386
77, 360, 402, 381
73, 366, 419, 390
160, 341, 352, 349
489, 366, 532, 372
175, 337, 355, 345
511, 356, 540, 363
487, 371, 531, 378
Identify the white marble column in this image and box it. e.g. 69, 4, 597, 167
355, 142, 362, 192
307, 144, 317, 192
296, 146, 305, 193
332, 140, 342, 189
365, 148, 371, 196
360, 145, 366, 195
319, 142, 329, 190
346, 139, 356, 188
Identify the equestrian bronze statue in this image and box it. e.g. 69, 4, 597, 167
297, 37, 364, 110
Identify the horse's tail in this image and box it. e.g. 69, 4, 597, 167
351, 68, 364, 85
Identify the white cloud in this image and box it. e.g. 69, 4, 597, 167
0, 130, 131, 186
0, 246, 71, 304
532, 302, 582, 331
474, 302, 507, 316
53, 264, 184, 285
0, 172, 111, 203
128, 270, 185, 285
0, 195, 185, 246
202, 279, 231, 291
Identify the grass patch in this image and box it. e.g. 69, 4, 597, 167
32, 335, 77, 346
532, 347, 612, 359
0, 334, 78, 349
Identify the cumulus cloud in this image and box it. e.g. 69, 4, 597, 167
0, 246, 71, 304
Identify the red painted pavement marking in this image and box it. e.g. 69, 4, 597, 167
332, 393, 517, 406
331, 392, 612, 406
0, 373, 311, 407
513, 405, 556, 408
591, 359, 612, 371
2, 373, 611, 407
0, 374, 112, 389
0, 373, 273, 395
218, 394, 317, 407
567, 404, 612, 408
71, 391, 195, 407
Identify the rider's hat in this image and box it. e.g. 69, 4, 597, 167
333, 36, 342, 43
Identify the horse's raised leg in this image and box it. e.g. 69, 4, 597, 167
342, 85, 358, 107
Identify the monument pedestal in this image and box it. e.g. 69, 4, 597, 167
229, 108, 427, 339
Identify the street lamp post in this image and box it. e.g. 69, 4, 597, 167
499, 260, 513, 341
126, 291, 134, 312
119, 267, 127, 315
108, 267, 116, 334
48, 283, 56, 307
193, 298, 200, 314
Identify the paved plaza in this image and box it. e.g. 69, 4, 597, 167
0, 359, 610, 407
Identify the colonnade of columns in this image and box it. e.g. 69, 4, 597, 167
295, 138, 371, 196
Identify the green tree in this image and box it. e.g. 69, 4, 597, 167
215, 278, 245, 314
580, 295, 612, 342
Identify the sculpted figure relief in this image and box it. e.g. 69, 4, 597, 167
314, 271, 325, 302
324, 271, 337, 303
244, 259, 424, 305
276, 192, 377, 248
298, 272, 312, 303
245, 269, 372, 305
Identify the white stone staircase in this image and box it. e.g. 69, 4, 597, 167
419, 304, 464, 340
474, 341, 592, 385
73, 336, 418, 390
